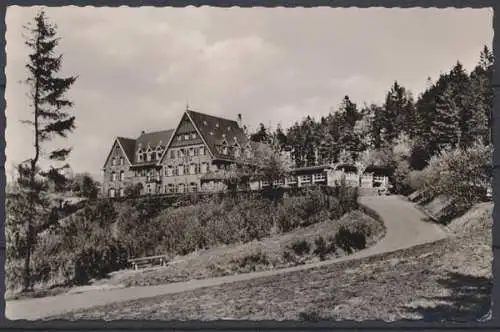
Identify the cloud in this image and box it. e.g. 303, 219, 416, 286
5, 6, 493, 180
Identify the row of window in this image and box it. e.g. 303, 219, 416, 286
138, 150, 163, 163
111, 157, 125, 166
260, 174, 326, 187
108, 188, 125, 198
110, 171, 126, 182
130, 162, 211, 179
219, 144, 253, 159
169, 146, 206, 159
165, 163, 209, 176
176, 132, 198, 142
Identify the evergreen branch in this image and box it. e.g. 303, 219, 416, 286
40, 116, 76, 138
49, 148, 72, 161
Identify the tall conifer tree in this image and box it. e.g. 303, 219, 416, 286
17, 10, 77, 291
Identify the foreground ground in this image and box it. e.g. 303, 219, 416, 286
6, 195, 452, 320
49, 228, 491, 321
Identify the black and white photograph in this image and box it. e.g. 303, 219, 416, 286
4, 5, 495, 322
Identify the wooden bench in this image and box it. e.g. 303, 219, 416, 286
128, 254, 170, 271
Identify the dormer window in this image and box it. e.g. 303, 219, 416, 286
184, 134, 189, 140
221, 141, 228, 155
191, 133, 197, 139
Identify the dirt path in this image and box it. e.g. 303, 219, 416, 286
6, 195, 449, 320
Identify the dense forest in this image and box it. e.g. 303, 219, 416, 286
249, 46, 494, 177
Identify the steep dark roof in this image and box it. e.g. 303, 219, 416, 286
116, 137, 136, 164
186, 110, 249, 159
136, 129, 174, 151
292, 165, 332, 174
336, 164, 358, 173
364, 165, 394, 176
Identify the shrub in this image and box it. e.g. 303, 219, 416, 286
419, 142, 492, 219
289, 239, 311, 256
334, 225, 367, 254
313, 236, 329, 261
230, 250, 270, 273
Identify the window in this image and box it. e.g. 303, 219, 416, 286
177, 183, 185, 193
147, 152, 152, 162
170, 150, 175, 159
262, 180, 270, 187
119, 157, 124, 165
111, 158, 117, 166
178, 149, 185, 158
184, 134, 189, 140
200, 163, 208, 174
313, 173, 326, 182
119, 171, 125, 181
189, 182, 198, 192
147, 185, 152, 194
189, 148, 195, 157
287, 176, 297, 184
167, 184, 175, 193
273, 179, 284, 186
178, 165, 184, 176
245, 149, 252, 159
190, 163, 197, 175
109, 188, 116, 198
191, 133, 197, 139
184, 164, 189, 175
299, 175, 312, 183
111, 172, 116, 181
177, 136, 182, 141
119, 188, 125, 197
234, 147, 240, 158
157, 152, 162, 160
166, 166, 173, 177
199, 146, 205, 156
222, 145, 228, 155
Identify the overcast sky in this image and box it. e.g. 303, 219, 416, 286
5, 6, 493, 181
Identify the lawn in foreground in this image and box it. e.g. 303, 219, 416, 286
50, 227, 491, 321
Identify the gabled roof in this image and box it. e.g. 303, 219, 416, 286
102, 137, 135, 169
186, 110, 249, 160
116, 137, 136, 164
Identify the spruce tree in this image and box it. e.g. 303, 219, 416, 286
17, 10, 77, 291
431, 84, 460, 151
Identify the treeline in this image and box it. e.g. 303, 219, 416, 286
250, 46, 494, 173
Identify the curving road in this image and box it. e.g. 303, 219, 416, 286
6, 195, 449, 320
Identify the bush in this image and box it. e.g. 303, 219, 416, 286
419, 142, 492, 218
289, 239, 311, 256
230, 250, 270, 273
334, 225, 367, 254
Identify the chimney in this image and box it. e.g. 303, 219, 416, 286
237, 113, 242, 128
141, 130, 145, 135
